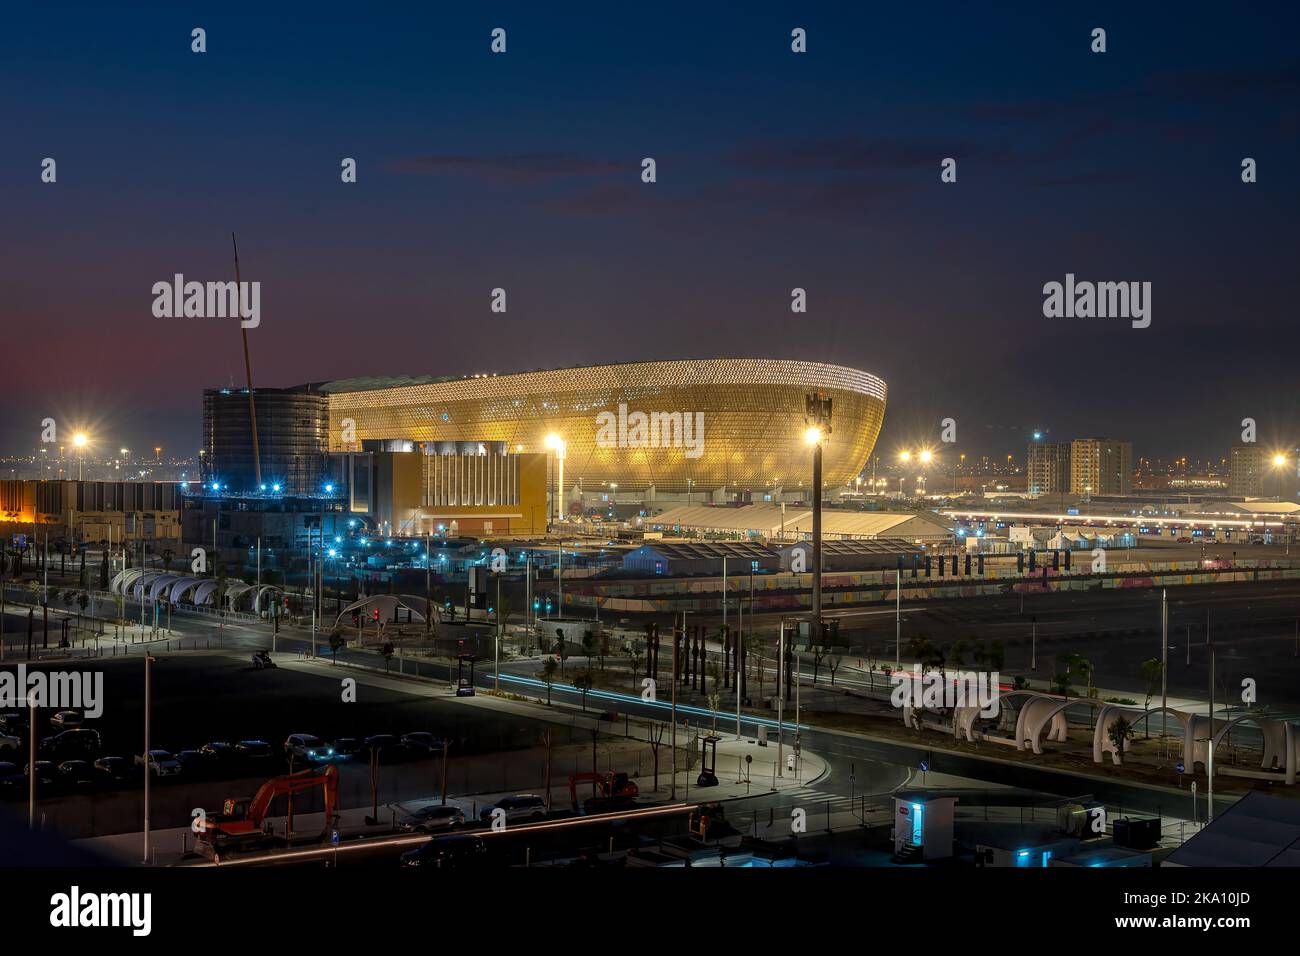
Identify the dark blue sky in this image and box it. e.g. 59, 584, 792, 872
3, 1, 1298, 462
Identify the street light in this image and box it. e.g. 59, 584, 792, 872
72, 432, 89, 480
544, 433, 566, 526
805, 393, 832, 644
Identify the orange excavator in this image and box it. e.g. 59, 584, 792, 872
568, 771, 639, 813
196, 764, 340, 856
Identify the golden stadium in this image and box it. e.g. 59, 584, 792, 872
324, 359, 887, 494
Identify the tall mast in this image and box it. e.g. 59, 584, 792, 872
232, 233, 262, 487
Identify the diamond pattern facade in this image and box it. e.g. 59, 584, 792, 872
324, 359, 886, 494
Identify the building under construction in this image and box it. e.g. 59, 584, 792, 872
202, 386, 330, 496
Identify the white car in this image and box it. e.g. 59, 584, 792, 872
135, 750, 182, 777
284, 734, 334, 762
478, 794, 546, 824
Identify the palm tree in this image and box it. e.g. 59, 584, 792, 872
537, 658, 558, 705
573, 670, 594, 711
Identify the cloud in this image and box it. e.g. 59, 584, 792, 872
390, 152, 626, 185
727, 136, 1011, 172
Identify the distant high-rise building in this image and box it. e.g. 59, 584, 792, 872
1027, 441, 1071, 497
1070, 438, 1132, 496
1229, 445, 1268, 497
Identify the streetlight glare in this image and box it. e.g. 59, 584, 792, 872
804, 426, 823, 446
919, 449, 933, 464
899, 450, 911, 462
543, 432, 564, 451
73, 432, 89, 448
1273, 454, 1287, 467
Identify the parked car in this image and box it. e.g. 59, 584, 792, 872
24, 761, 58, 789
234, 739, 274, 761
332, 738, 362, 761
478, 795, 546, 824
56, 760, 97, 790
0, 761, 26, 793
0, 732, 21, 756
252, 650, 277, 670
175, 749, 207, 775
39, 729, 101, 761
50, 710, 83, 729
399, 834, 488, 868
400, 732, 439, 755
398, 804, 466, 833
135, 750, 182, 778
199, 741, 238, 765
362, 734, 402, 762
0, 713, 28, 736
285, 734, 334, 762
93, 756, 136, 786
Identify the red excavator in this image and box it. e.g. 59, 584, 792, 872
196, 764, 340, 856
568, 771, 639, 814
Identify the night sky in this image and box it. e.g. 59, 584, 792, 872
3, 2, 1298, 462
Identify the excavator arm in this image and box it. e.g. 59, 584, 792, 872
246, 764, 340, 828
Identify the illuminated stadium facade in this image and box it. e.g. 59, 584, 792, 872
322, 359, 887, 496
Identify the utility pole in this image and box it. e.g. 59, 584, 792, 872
1031, 616, 1037, 671
143, 652, 154, 864
670, 616, 678, 801
805, 392, 832, 643
27, 694, 36, 828
1161, 588, 1168, 755
776, 621, 786, 777
894, 567, 901, 669
425, 531, 432, 636
1207, 636, 1216, 823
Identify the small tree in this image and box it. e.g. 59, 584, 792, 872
1107, 715, 1132, 765
329, 631, 343, 663
573, 670, 594, 711
1139, 658, 1163, 737
581, 630, 596, 660
827, 655, 842, 686
555, 630, 567, 676
160, 548, 175, 572
629, 645, 644, 691
597, 631, 610, 671
381, 641, 395, 672
76, 592, 89, 640
537, 657, 558, 705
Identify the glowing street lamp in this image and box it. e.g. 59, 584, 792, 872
72, 432, 89, 480
544, 433, 566, 526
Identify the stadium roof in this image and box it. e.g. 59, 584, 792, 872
647, 504, 952, 540
1164, 792, 1300, 867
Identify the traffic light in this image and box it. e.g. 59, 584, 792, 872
372, 607, 380, 621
